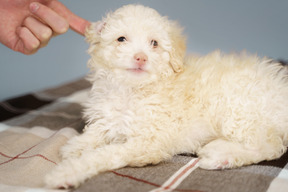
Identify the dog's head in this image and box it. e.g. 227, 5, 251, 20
86, 5, 186, 84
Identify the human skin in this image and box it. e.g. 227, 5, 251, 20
0, 0, 90, 54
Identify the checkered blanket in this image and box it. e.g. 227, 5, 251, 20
1, 78, 288, 192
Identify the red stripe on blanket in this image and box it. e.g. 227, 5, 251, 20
0, 143, 39, 166
0, 152, 57, 165
111, 170, 160, 187
111, 170, 201, 192
0, 130, 61, 166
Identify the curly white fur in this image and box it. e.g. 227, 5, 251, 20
45, 4, 288, 189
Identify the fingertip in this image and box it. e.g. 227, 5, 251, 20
41, 28, 53, 40
53, 21, 69, 35
58, 20, 69, 34
53, 17, 70, 34
81, 20, 92, 36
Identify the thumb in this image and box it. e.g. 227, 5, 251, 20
47, 1, 90, 36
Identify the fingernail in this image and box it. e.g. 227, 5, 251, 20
30, 2, 39, 13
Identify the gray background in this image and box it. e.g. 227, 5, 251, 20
1, 0, 287, 101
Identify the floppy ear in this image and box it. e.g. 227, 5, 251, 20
85, 21, 106, 45
168, 23, 186, 73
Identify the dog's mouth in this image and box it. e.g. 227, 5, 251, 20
127, 68, 147, 73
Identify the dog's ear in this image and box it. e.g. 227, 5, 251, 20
168, 23, 186, 73
85, 21, 106, 45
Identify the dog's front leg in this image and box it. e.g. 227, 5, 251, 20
60, 125, 106, 159
45, 137, 172, 189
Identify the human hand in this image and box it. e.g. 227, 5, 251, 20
0, 0, 90, 55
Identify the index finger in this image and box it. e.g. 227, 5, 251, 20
46, 1, 91, 36
68, 13, 91, 35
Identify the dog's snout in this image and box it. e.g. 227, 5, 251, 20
134, 52, 148, 67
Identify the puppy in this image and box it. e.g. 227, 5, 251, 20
45, 4, 288, 189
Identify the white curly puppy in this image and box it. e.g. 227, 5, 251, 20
45, 4, 288, 189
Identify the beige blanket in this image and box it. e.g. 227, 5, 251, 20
1, 78, 288, 192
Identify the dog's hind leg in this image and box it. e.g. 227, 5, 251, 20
45, 137, 173, 189
197, 138, 287, 170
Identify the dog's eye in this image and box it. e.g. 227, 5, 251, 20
151, 40, 158, 48
117, 36, 127, 42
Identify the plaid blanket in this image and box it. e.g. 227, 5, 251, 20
0, 78, 288, 192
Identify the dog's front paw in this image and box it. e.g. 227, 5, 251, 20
44, 159, 85, 189
45, 173, 77, 189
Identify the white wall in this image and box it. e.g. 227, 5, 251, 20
1, 0, 287, 101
